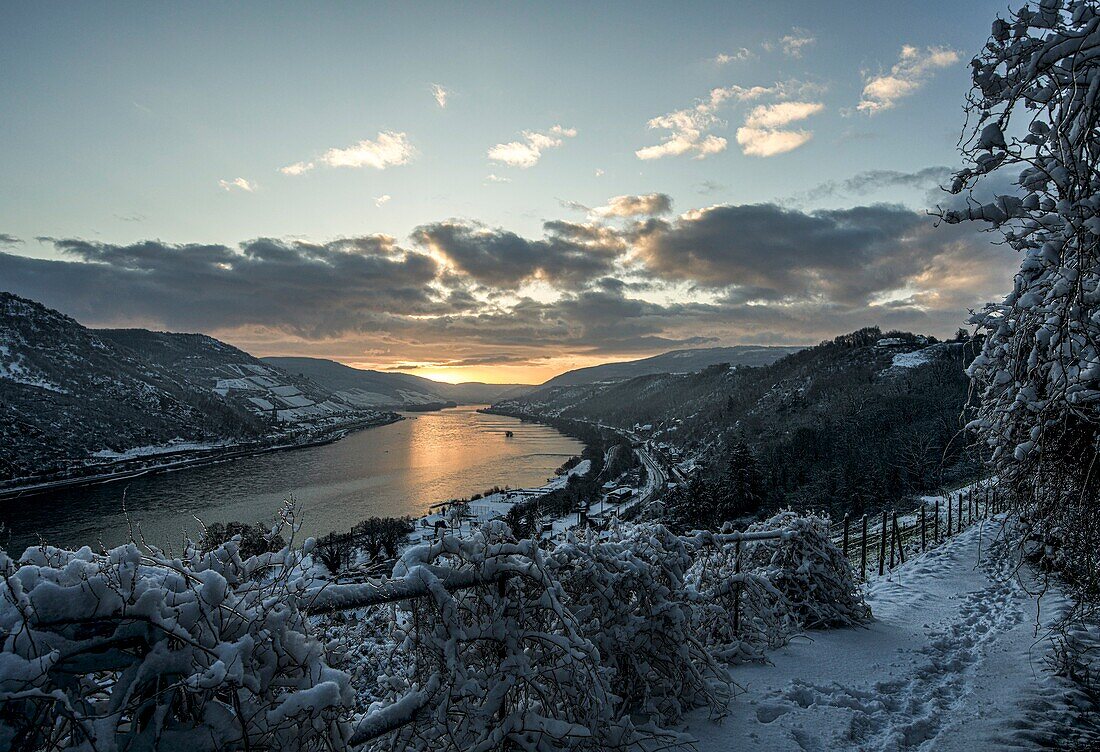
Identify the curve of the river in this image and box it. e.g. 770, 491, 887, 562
0, 406, 584, 553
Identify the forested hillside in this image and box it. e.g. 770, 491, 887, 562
496, 327, 981, 515
0, 293, 392, 487
539, 345, 803, 387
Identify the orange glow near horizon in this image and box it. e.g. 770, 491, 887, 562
344, 355, 634, 385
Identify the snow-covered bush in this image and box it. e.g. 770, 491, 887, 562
743, 512, 871, 629
549, 525, 730, 725
315, 604, 407, 714
686, 543, 796, 664
941, 1, 1100, 577
368, 521, 663, 752
0, 513, 353, 751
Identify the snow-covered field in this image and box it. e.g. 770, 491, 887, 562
687, 518, 1093, 751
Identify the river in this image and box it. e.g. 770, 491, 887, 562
0, 406, 584, 554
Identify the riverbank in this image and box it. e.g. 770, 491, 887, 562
0, 412, 403, 501
1, 406, 586, 553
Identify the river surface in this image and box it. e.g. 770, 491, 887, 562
0, 406, 584, 554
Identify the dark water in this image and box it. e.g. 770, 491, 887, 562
0, 406, 583, 554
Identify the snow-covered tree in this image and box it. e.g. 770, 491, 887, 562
742, 512, 870, 629
943, 1, 1100, 565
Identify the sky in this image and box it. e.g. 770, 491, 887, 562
0, 1, 1019, 384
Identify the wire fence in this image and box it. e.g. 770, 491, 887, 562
831, 480, 1009, 580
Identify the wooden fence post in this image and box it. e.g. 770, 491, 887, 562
934, 499, 940, 542
732, 538, 742, 637
894, 514, 906, 564
860, 514, 868, 580
958, 492, 964, 530
947, 494, 952, 537
879, 510, 888, 576
497, 572, 511, 747
889, 512, 898, 568
921, 504, 927, 551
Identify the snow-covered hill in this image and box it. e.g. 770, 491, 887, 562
539, 345, 803, 388
0, 292, 392, 487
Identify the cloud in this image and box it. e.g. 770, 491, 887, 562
430, 83, 450, 108
803, 166, 953, 200
0, 233, 22, 247
638, 83, 822, 161
487, 125, 576, 168
591, 193, 673, 218
742, 101, 824, 129
775, 28, 815, 58
732, 101, 823, 157
1, 194, 1017, 373
1, 236, 442, 338
280, 161, 314, 176
714, 48, 753, 64
594, 168, 605, 177
374, 194, 391, 207
735, 128, 814, 157
485, 173, 511, 183
413, 219, 626, 288
632, 202, 987, 307
318, 131, 415, 169
635, 85, 772, 161
219, 177, 255, 192
858, 46, 960, 114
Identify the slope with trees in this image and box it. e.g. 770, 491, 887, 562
496, 328, 981, 518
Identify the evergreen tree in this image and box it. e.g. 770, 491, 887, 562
664, 475, 715, 532
714, 442, 764, 524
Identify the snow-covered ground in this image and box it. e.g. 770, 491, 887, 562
404, 459, 594, 545
687, 518, 1093, 751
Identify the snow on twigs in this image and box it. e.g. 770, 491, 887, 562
0, 510, 866, 751
0, 504, 354, 751
743, 511, 872, 629
368, 519, 671, 751
550, 525, 731, 726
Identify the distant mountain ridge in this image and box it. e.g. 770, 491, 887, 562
539, 345, 804, 388
262, 357, 533, 407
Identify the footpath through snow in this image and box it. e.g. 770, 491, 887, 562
687, 517, 1098, 751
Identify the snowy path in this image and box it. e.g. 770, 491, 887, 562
687, 519, 1091, 751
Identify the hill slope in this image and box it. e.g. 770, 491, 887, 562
263, 356, 532, 407
0, 293, 388, 486
540, 345, 803, 387
494, 328, 981, 513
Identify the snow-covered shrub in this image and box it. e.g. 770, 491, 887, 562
743, 512, 871, 629
685, 543, 796, 664
549, 525, 730, 725
368, 521, 664, 752
315, 604, 407, 714
0, 517, 352, 751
